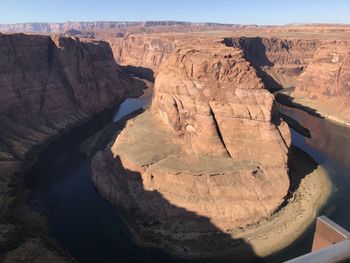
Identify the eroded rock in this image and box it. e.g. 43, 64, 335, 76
92, 43, 291, 259
293, 42, 350, 123
0, 33, 141, 261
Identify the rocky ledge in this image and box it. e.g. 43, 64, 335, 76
91, 43, 332, 260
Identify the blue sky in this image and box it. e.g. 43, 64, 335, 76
0, 0, 349, 25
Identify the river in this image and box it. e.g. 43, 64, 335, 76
25, 90, 350, 262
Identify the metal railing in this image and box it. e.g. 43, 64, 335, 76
286, 216, 350, 263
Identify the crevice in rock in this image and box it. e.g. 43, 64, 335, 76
208, 104, 232, 158
39, 38, 55, 114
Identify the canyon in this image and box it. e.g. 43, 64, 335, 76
0, 33, 145, 261
0, 22, 350, 262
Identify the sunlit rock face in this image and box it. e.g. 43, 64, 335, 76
224, 37, 325, 90
92, 43, 291, 259
109, 34, 177, 80
152, 45, 290, 167
296, 43, 350, 98
293, 43, 350, 122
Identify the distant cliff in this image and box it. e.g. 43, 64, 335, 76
293, 42, 350, 124
0, 21, 249, 34
223, 37, 327, 90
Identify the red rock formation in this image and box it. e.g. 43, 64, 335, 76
152, 45, 290, 166
294, 42, 350, 123
108, 34, 178, 80
0, 33, 141, 261
108, 34, 332, 93
225, 37, 326, 90
0, 33, 138, 178
92, 43, 291, 259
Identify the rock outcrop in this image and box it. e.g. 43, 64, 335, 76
224, 37, 325, 90
92, 43, 291, 259
108, 34, 177, 80
293, 42, 350, 123
152, 45, 290, 166
0, 33, 140, 178
0, 33, 141, 260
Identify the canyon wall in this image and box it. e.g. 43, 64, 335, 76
110, 35, 329, 91
0, 33, 141, 261
293, 42, 350, 123
224, 37, 326, 90
108, 34, 177, 80
0, 33, 140, 178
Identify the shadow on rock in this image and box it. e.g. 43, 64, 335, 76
92, 150, 263, 263
222, 37, 283, 92
121, 65, 155, 82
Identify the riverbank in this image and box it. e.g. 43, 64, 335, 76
0, 79, 148, 262
232, 146, 333, 257
290, 94, 350, 127
275, 89, 350, 127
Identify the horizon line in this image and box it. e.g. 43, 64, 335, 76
1, 20, 350, 27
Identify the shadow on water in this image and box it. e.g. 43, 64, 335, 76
24, 93, 262, 262
121, 65, 155, 82
222, 37, 283, 92
275, 91, 325, 119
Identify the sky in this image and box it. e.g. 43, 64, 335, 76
0, 0, 349, 25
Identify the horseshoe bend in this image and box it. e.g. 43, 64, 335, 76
2, 5, 350, 262
91, 43, 331, 260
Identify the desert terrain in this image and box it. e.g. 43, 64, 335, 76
0, 22, 349, 262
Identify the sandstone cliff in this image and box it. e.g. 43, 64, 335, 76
224, 37, 326, 90
152, 45, 290, 166
0, 33, 140, 261
0, 33, 140, 178
108, 34, 177, 80
92, 43, 291, 260
293, 42, 350, 123
109, 35, 331, 93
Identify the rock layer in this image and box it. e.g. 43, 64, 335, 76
109, 34, 177, 80
224, 37, 326, 90
92, 43, 291, 259
0, 33, 141, 260
0, 33, 139, 178
293, 42, 350, 123
152, 45, 290, 165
